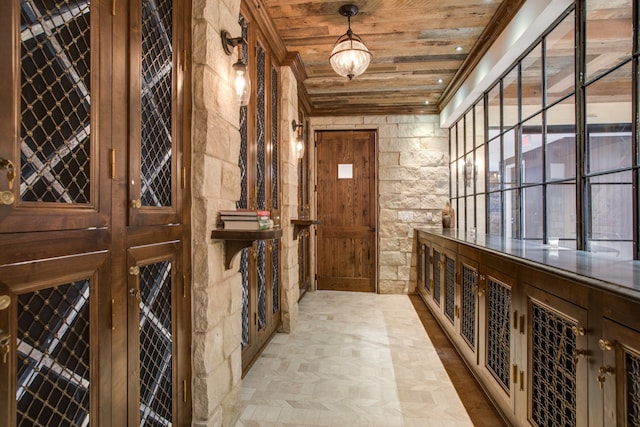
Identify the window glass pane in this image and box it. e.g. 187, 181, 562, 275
546, 95, 576, 180
585, 0, 633, 82
457, 197, 465, 231
546, 11, 575, 105
489, 192, 501, 236
522, 114, 543, 184
487, 84, 501, 138
521, 43, 543, 118
475, 146, 486, 194
475, 101, 485, 148
503, 129, 517, 189
457, 120, 465, 159
450, 125, 457, 163
450, 163, 457, 199
586, 63, 632, 173
504, 189, 520, 239
523, 186, 543, 239
466, 196, 475, 231
464, 153, 475, 194
588, 171, 633, 259
488, 137, 501, 192
476, 194, 486, 235
503, 67, 519, 130
458, 157, 466, 197
547, 183, 576, 240
465, 110, 474, 155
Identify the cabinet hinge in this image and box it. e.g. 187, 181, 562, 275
512, 364, 518, 384
181, 166, 186, 189
110, 149, 116, 179
111, 299, 116, 330
111, 0, 116, 15
183, 275, 187, 298
183, 379, 187, 402
254, 312, 257, 325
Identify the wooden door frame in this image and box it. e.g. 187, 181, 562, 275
313, 129, 378, 293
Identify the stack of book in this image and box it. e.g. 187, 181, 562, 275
219, 210, 272, 230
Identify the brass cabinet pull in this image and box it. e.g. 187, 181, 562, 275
597, 365, 614, 389
572, 325, 586, 336
0, 330, 11, 364
519, 371, 524, 391
0, 158, 15, 205
130, 199, 142, 209
0, 294, 10, 311
129, 266, 140, 276
572, 348, 587, 365
129, 287, 141, 302
598, 339, 613, 351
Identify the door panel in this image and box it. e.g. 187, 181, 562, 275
127, 242, 181, 426
316, 130, 376, 293
0, 0, 111, 233
0, 252, 110, 427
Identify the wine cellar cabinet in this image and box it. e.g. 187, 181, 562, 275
416, 229, 640, 427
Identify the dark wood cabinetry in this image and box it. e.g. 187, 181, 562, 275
416, 229, 640, 427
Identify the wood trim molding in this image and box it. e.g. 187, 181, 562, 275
283, 52, 312, 115
437, 0, 527, 111
242, 0, 287, 65
311, 104, 439, 117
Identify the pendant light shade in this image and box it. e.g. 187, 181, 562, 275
329, 4, 372, 80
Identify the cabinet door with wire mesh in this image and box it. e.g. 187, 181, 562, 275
126, 242, 184, 426
0, 0, 111, 233
127, 0, 184, 227
0, 252, 111, 427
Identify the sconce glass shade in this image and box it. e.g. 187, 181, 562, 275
233, 60, 251, 106
295, 136, 305, 159
330, 36, 372, 80
329, 4, 371, 80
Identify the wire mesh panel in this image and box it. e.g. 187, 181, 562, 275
20, 0, 91, 203
433, 251, 441, 305
424, 246, 430, 293
257, 241, 266, 330
241, 250, 249, 349
272, 240, 279, 314
237, 13, 248, 212
530, 301, 576, 427
271, 67, 278, 209
256, 44, 265, 211
16, 279, 91, 426
444, 256, 455, 323
486, 277, 511, 392
627, 351, 640, 425
460, 264, 476, 348
140, 0, 172, 207
138, 260, 173, 426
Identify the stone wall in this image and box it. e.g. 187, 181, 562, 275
191, 1, 301, 425
310, 115, 449, 294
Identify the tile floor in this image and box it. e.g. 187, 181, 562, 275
236, 291, 504, 427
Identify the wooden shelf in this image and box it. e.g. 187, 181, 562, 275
211, 227, 282, 270
291, 219, 320, 240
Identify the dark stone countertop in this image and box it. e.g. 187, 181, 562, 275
416, 227, 640, 302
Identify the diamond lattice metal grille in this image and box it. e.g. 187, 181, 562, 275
271, 67, 278, 209
257, 241, 266, 330
487, 278, 511, 392
20, 0, 91, 203
424, 247, 430, 293
256, 44, 266, 210
627, 351, 640, 425
237, 13, 248, 211
140, 0, 172, 207
241, 250, 249, 349
139, 260, 173, 426
272, 241, 279, 314
531, 302, 577, 426
17, 279, 91, 426
444, 256, 455, 323
461, 265, 476, 348
433, 252, 441, 305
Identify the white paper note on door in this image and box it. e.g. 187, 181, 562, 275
338, 164, 353, 179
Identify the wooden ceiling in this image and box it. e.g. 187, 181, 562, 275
262, 0, 526, 116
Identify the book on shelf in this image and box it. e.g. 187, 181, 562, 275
222, 220, 261, 230
218, 209, 270, 218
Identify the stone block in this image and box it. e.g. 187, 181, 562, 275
379, 265, 398, 280
379, 251, 407, 266
192, 329, 224, 376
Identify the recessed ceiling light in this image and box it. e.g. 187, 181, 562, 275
455, 46, 463, 52
438, 78, 443, 84
424, 100, 430, 104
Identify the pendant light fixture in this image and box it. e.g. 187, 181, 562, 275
329, 4, 372, 80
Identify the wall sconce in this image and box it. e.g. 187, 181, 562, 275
221, 30, 251, 106
329, 4, 372, 80
292, 120, 305, 159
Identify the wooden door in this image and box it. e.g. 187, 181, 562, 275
316, 130, 376, 293
0, 0, 191, 425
